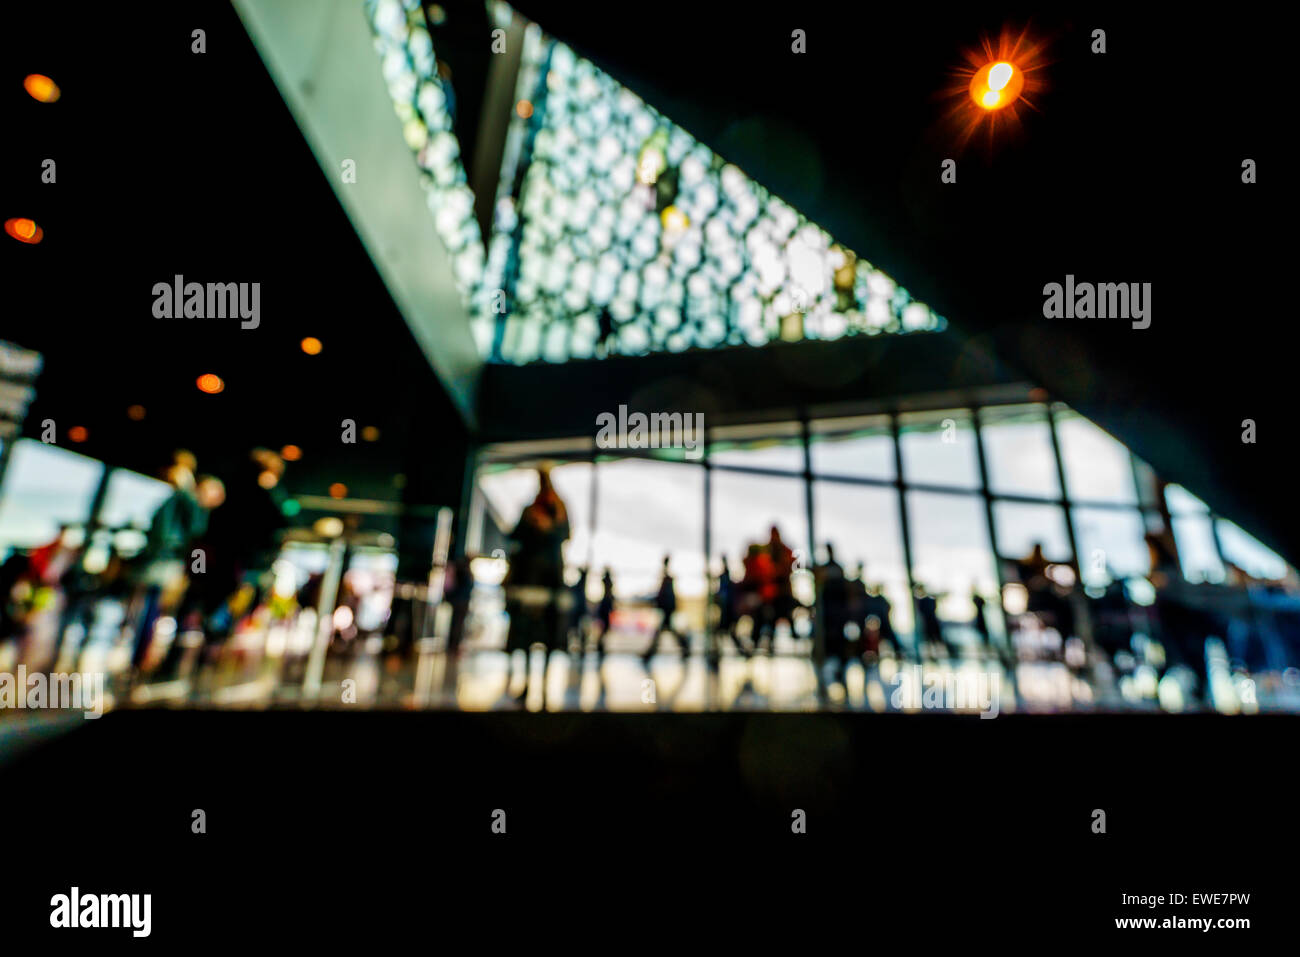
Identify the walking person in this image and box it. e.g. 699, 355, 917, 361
593, 568, 615, 660
643, 555, 686, 664
502, 467, 570, 707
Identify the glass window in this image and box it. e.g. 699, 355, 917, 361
899, 410, 980, 490
476, 459, 593, 574
813, 480, 912, 634
98, 468, 174, 531
1055, 410, 1137, 505
979, 404, 1060, 498
1164, 483, 1209, 515
711, 469, 808, 585
1171, 515, 1226, 584
709, 422, 804, 472
905, 491, 998, 623
1071, 507, 1148, 586
809, 415, 894, 480
1216, 519, 1288, 581
0, 439, 103, 554
992, 501, 1073, 564
1132, 457, 1161, 508
592, 458, 705, 604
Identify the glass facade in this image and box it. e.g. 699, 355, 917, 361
364, 0, 947, 364
472, 400, 1294, 652
0, 439, 104, 554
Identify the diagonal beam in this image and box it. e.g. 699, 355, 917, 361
233, 0, 481, 427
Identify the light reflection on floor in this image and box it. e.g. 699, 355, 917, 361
101, 622, 1034, 716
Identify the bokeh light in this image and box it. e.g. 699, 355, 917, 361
4, 218, 43, 244
196, 373, 225, 394
970, 61, 1024, 111
23, 74, 60, 103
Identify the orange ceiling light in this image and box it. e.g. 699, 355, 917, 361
969, 60, 1024, 111
300, 337, 322, 355
281, 444, 302, 462
196, 373, 225, 394
23, 74, 60, 103
4, 218, 43, 244
944, 26, 1049, 152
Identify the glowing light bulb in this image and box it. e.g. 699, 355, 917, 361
970, 60, 1024, 111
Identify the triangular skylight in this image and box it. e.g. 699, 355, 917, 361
366, 0, 946, 363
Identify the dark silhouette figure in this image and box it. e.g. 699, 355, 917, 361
863, 582, 897, 657
643, 555, 686, 663
566, 566, 590, 654
593, 568, 615, 658
916, 585, 945, 659
712, 555, 743, 661
748, 526, 797, 652
816, 544, 850, 685
189, 450, 286, 658
846, 562, 870, 655
131, 457, 213, 672
971, 590, 992, 650
503, 467, 570, 707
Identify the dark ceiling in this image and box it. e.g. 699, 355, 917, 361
2, 1, 1292, 563
1, 0, 467, 509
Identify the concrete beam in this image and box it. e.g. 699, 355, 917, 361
233, 0, 482, 427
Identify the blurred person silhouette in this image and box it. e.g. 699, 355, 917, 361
1015, 542, 1052, 609
566, 566, 591, 655
48, 526, 100, 672
1145, 528, 1180, 590
739, 542, 773, 646
155, 476, 226, 679
814, 544, 851, 686
863, 581, 897, 658
764, 527, 795, 647
971, 589, 992, 650
643, 554, 686, 663
3, 524, 80, 670
711, 554, 743, 662
846, 562, 869, 656
0, 547, 31, 655
130, 453, 210, 675
190, 450, 286, 664
593, 567, 615, 659
915, 584, 945, 660
596, 307, 616, 357
502, 466, 569, 707
1013, 540, 1076, 641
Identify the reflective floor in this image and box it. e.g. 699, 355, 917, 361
6, 593, 1299, 717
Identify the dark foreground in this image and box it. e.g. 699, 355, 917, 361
2, 710, 1292, 945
